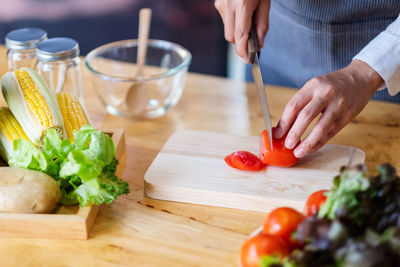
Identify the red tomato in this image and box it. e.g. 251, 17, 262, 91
263, 207, 305, 249
224, 151, 264, 171
240, 233, 289, 267
303, 190, 328, 217
224, 154, 235, 168
260, 128, 299, 167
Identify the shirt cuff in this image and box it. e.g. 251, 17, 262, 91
353, 31, 400, 96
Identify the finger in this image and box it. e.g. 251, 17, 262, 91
214, 0, 223, 14
284, 97, 326, 150
254, 0, 270, 48
223, 10, 236, 43
293, 106, 339, 158
308, 116, 350, 154
308, 122, 343, 154
274, 89, 312, 139
235, 1, 257, 59
215, 0, 236, 43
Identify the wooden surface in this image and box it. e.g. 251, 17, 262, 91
0, 46, 398, 266
0, 129, 125, 240
144, 130, 365, 212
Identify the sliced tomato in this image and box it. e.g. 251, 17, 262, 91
260, 128, 299, 167
224, 154, 235, 168
303, 190, 328, 217
240, 233, 289, 267
224, 151, 264, 171
263, 207, 305, 250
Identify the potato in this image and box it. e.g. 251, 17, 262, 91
0, 167, 61, 213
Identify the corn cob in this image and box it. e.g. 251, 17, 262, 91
1, 67, 64, 145
57, 92, 90, 141
0, 107, 30, 161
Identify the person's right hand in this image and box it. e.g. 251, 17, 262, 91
214, 0, 270, 63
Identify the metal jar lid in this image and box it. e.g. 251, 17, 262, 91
5, 28, 47, 50
36, 37, 80, 61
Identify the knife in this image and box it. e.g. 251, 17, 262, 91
248, 23, 273, 150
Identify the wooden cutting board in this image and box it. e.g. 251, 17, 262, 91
144, 130, 365, 212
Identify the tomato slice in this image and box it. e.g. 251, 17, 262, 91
260, 128, 299, 167
224, 151, 264, 171
263, 207, 305, 250
240, 233, 289, 267
224, 154, 235, 168
303, 190, 328, 217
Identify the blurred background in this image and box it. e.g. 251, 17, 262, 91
0, 0, 244, 78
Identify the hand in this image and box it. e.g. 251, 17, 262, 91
214, 0, 270, 62
274, 60, 384, 158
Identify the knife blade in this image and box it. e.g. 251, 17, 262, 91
248, 23, 273, 151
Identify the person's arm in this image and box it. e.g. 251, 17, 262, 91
273, 14, 400, 158
214, 0, 270, 62
354, 14, 400, 96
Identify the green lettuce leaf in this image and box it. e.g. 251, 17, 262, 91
74, 158, 129, 206
73, 125, 115, 166
260, 255, 281, 266
42, 128, 73, 163
260, 255, 298, 267
318, 166, 369, 220
9, 138, 48, 172
60, 150, 103, 181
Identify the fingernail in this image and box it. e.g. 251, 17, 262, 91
294, 147, 305, 158
285, 138, 295, 149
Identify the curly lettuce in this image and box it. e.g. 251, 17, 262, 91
318, 166, 369, 221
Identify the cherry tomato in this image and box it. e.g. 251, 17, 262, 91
263, 207, 305, 249
224, 151, 264, 171
240, 233, 289, 267
260, 128, 299, 167
303, 190, 328, 217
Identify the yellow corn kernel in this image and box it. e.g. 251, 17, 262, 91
14, 69, 54, 129
0, 107, 29, 143
57, 92, 90, 141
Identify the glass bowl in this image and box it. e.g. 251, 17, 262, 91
85, 39, 191, 118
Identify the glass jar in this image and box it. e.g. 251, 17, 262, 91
36, 37, 84, 102
5, 28, 47, 71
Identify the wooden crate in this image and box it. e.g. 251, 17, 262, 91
0, 129, 125, 239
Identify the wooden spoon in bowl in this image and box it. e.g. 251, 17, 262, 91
125, 8, 152, 115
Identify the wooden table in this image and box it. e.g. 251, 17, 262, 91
0, 46, 399, 266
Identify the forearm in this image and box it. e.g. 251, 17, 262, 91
353, 13, 400, 96
347, 60, 384, 96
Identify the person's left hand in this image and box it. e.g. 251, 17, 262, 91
274, 59, 384, 158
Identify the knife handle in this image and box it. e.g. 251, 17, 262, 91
248, 22, 261, 64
